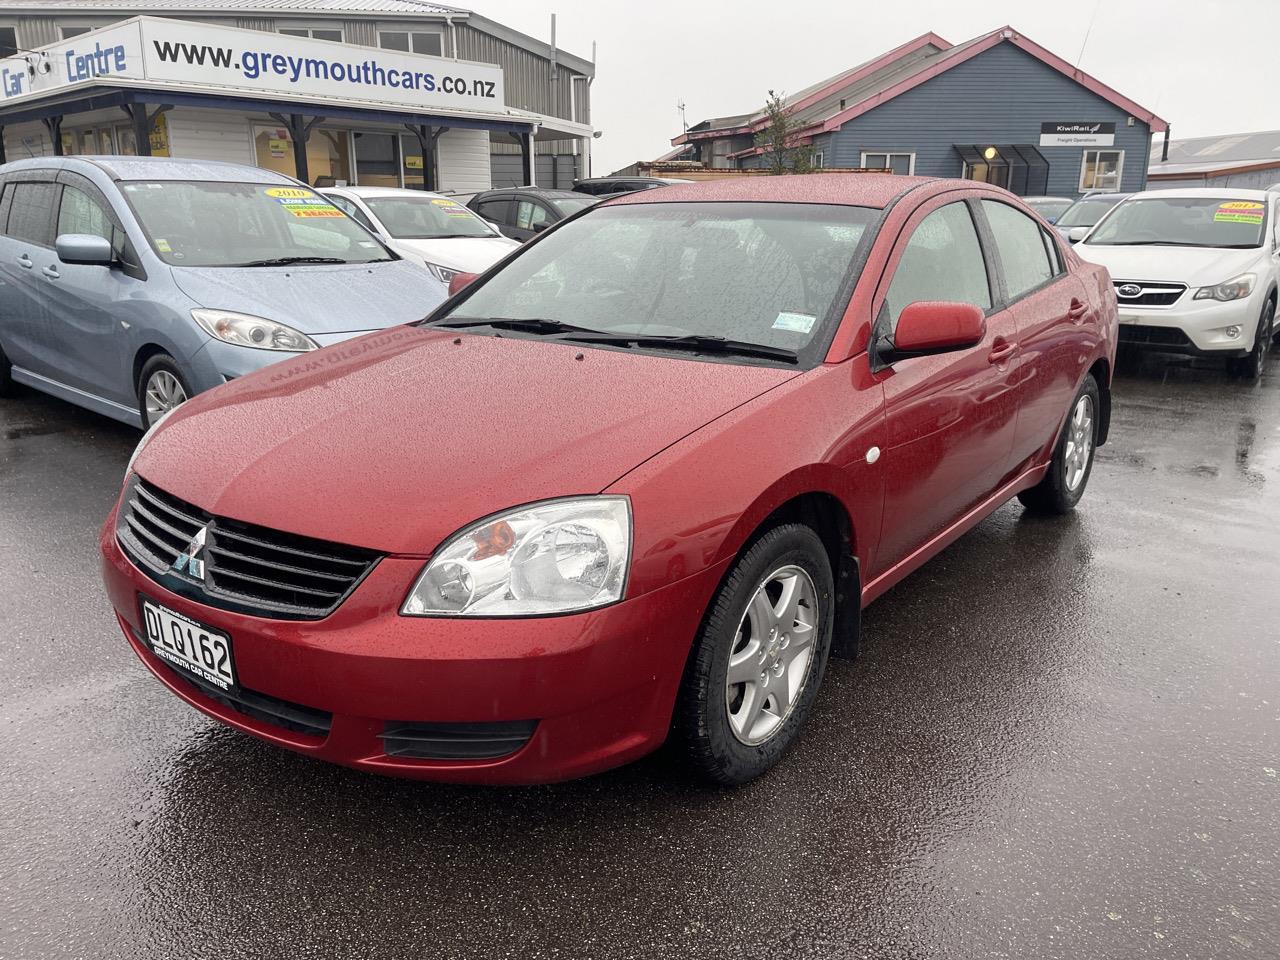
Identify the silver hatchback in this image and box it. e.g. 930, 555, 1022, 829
0, 156, 447, 427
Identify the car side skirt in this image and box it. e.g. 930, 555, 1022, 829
861, 460, 1050, 607
11, 365, 142, 428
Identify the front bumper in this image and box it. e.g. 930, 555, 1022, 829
101, 508, 723, 784
1116, 294, 1262, 356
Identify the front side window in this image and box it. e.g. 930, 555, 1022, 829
1086, 196, 1268, 249
549, 196, 599, 217
365, 196, 494, 239
120, 181, 391, 267
884, 201, 991, 334
1080, 150, 1124, 191
442, 201, 877, 365
862, 152, 914, 175
58, 185, 113, 242
5, 182, 58, 246
982, 200, 1054, 300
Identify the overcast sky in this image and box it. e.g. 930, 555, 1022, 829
471, 0, 1277, 175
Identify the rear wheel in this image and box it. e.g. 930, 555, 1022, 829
137, 354, 191, 428
1227, 298, 1272, 380
674, 523, 835, 786
1018, 373, 1100, 515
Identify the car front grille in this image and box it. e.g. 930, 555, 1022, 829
380, 720, 539, 760
117, 475, 381, 620
1118, 325, 1192, 347
1113, 280, 1187, 307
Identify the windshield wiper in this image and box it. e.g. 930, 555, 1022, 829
570, 332, 800, 364
425, 316, 609, 337
234, 256, 351, 267
1100, 240, 1208, 247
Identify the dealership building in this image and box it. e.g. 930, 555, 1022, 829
0, 1, 594, 192
671, 26, 1166, 197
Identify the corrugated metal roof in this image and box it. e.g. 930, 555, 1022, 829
7, 0, 466, 13
1154, 130, 1280, 168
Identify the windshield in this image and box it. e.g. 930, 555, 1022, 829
365, 196, 495, 239
1026, 199, 1072, 220
438, 201, 877, 364
121, 181, 390, 267
1057, 197, 1121, 228
549, 196, 600, 216
1086, 196, 1268, 248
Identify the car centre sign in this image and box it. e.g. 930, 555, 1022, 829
1039, 122, 1116, 147
0, 16, 506, 114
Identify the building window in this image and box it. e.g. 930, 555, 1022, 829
861, 151, 914, 175
279, 27, 344, 42
1080, 149, 1123, 191
61, 26, 93, 39
379, 31, 443, 56
0, 27, 17, 58
813, 151, 824, 169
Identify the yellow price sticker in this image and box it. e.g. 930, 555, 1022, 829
265, 187, 314, 199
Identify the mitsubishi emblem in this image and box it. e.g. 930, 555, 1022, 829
172, 525, 209, 581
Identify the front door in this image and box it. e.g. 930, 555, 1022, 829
870, 195, 1023, 577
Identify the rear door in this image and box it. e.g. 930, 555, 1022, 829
978, 199, 1091, 470
46, 173, 147, 403
0, 174, 59, 378
871, 194, 1023, 577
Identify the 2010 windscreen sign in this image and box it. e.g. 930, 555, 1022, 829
1040, 122, 1115, 147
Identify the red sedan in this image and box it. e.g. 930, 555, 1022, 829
101, 175, 1117, 785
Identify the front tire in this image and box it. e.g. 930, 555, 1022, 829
0, 344, 16, 398
674, 523, 835, 786
1227, 298, 1272, 380
137, 354, 192, 429
1018, 373, 1100, 515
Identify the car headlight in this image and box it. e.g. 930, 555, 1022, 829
423, 262, 462, 284
125, 402, 180, 477
402, 497, 631, 617
191, 309, 318, 352
1194, 273, 1255, 302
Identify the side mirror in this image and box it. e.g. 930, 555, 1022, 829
448, 271, 479, 296
56, 233, 114, 266
532, 221, 550, 234
1067, 226, 1090, 243
879, 301, 986, 364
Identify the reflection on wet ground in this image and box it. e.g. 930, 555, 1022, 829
2, 353, 1277, 959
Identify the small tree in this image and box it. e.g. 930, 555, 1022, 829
754, 90, 813, 175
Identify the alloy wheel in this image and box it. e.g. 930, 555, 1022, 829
725, 564, 819, 746
144, 370, 188, 424
1064, 393, 1094, 492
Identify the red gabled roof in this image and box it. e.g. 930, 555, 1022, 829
674, 25, 1167, 157
813, 26, 1167, 135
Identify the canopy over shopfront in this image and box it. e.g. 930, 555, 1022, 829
0, 16, 571, 189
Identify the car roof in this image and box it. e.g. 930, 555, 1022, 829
323, 185, 455, 201
1127, 186, 1274, 201
1074, 192, 1130, 201
0, 155, 302, 184
604, 172, 933, 209
1024, 195, 1072, 201
474, 187, 583, 199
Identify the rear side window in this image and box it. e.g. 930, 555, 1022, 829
982, 200, 1054, 300
516, 200, 551, 230
6, 182, 58, 246
475, 199, 512, 225
884, 201, 991, 334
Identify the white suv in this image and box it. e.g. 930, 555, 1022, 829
1075, 187, 1278, 378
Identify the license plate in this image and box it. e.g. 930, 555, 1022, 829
141, 598, 237, 691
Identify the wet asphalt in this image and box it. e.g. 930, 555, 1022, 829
1, 351, 1278, 960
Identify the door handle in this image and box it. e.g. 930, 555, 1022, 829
41, 265, 60, 279
17, 254, 32, 269
988, 338, 1018, 365
1068, 297, 1088, 321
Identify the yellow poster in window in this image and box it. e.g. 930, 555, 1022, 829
405, 155, 424, 169
149, 111, 170, 157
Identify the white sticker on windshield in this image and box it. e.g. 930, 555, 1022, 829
357, 240, 377, 247
773, 311, 816, 333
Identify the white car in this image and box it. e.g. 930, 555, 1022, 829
1074, 188, 1279, 378
320, 186, 520, 284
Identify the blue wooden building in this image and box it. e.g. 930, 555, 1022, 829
671, 26, 1166, 198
